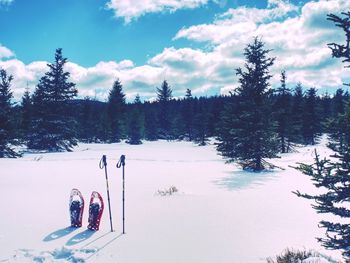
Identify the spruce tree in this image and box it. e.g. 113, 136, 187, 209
28, 48, 77, 151
216, 38, 278, 171
107, 79, 126, 142
294, 106, 350, 261
156, 80, 173, 139
302, 88, 320, 145
294, 12, 350, 262
333, 88, 346, 116
289, 83, 304, 144
0, 68, 20, 157
127, 95, 143, 145
144, 104, 158, 141
182, 88, 194, 141
193, 98, 209, 146
274, 70, 292, 153
20, 88, 32, 142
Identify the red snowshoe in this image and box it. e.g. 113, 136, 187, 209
87, 191, 104, 231
69, 188, 84, 227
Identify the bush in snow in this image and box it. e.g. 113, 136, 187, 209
156, 186, 178, 196
266, 248, 337, 263
266, 248, 313, 263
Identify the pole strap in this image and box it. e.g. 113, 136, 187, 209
116, 155, 126, 168
99, 155, 107, 169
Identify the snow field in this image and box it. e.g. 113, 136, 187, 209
0, 139, 343, 262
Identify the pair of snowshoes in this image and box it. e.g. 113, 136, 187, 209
69, 189, 104, 231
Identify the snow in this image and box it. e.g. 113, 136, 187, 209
0, 138, 344, 263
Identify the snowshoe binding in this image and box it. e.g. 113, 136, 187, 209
69, 188, 84, 227
87, 191, 104, 231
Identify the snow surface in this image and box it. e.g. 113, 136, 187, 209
0, 138, 344, 263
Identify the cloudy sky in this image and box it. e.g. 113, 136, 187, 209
0, 0, 349, 102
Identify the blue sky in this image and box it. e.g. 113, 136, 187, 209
0, 0, 349, 101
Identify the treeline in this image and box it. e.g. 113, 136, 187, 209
0, 46, 349, 156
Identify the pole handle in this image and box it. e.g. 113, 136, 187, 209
99, 155, 107, 169
117, 155, 126, 168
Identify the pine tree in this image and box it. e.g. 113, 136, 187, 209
156, 80, 173, 139
274, 70, 292, 153
327, 12, 350, 87
294, 12, 350, 262
127, 95, 143, 145
333, 88, 346, 116
182, 88, 194, 141
302, 88, 320, 145
294, 107, 350, 261
0, 68, 20, 157
20, 88, 32, 142
107, 79, 126, 142
193, 98, 209, 146
144, 104, 158, 141
289, 83, 304, 144
28, 48, 77, 151
79, 96, 101, 143
216, 38, 278, 171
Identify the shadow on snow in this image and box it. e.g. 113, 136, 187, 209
43, 226, 79, 242
66, 229, 96, 246
214, 170, 278, 191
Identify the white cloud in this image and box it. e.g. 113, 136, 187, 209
106, 0, 209, 23
174, 0, 350, 92
3, 0, 350, 102
0, 0, 14, 5
174, 0, 298, 43
0, 44, 15, 59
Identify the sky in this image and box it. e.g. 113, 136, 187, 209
0, 0, 349, 102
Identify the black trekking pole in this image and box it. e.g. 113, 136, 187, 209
99, 155, 114, 232
117, 155, 126, 234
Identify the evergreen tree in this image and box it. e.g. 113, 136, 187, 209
144, 104, 158, 141
127, 95, 143, 145
156, 80, 173, 139
320, 92, 332, 121
294, 12, 350, 262
274, 70, 292, 153
0, 68, 20, 157
302, 88, 320, 145
20, 88, 32, 142
28, 48, 77, 151
332, 88, 346, 116
79, 96, 101, 143
327, 12, 350, 87
294, 106, 350, 261
193, 99, 209, 146
289, 83, 304, 144
107, 79, 126, 142
182, 88, 195, 141
216, 38, 278, 171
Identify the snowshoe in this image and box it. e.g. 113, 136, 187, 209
87, 191, 104, 231
69, 188, 84, 227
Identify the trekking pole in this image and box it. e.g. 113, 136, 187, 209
99, 155, 114, 232
117, 155, 126, 234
